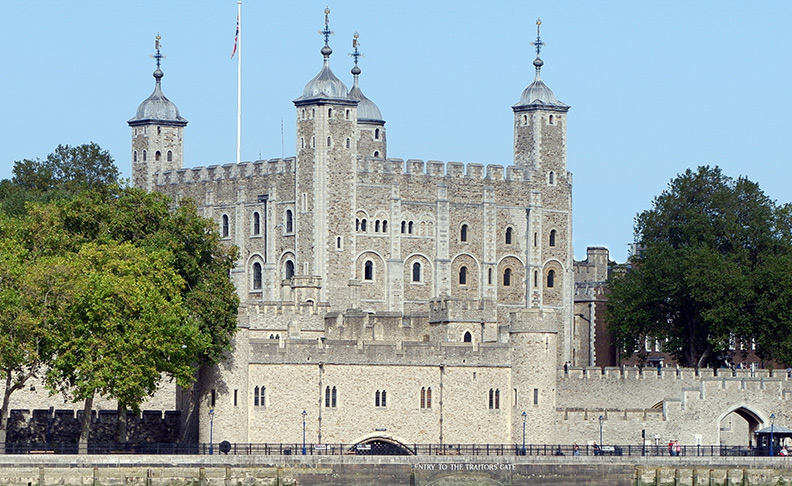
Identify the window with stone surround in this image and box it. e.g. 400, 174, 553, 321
547, 269, 555, 288
503, 268, 512, 287
252, 212, 261, 235
489, 389, 500, 409
375, 390, 387, 407
505, 227, 513, 244
460, 224, 468, 242
254, 386, 266, 407
364, 260, 374, 281
459, 266, 468, 285
463, 331, 472, 343
325, 386, 337, 408
420, 387, 432, 409
167, 150, 173, 162
252, 262, 262, 290
285, 210, 293, 233
285, 260, 295, 279
412, 262, 421, 282
221, 214, 229, 238
549, 229, 556, 247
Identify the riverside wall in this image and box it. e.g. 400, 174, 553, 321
1, 455, 792, 486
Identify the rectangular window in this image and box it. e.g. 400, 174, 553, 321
533, 388, 539, 405
234, 389, 238, 407
210, 389, 216, 408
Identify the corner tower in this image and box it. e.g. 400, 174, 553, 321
128, 35, 187, 191
513, 20, 575, 363
292, 9, 359, 306
347, 33, 386, 159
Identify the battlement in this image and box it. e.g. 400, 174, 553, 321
157, 157, 297, 186
248, 337, 511, 367
358, 157, 528, 182
560, 366, 791, 383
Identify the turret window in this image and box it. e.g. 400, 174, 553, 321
133, 151, 138, 162
408, 221, 414, 234
463, 331, 472, 343
549, 114, 555, 125
382, 220, 388, 232
460, 224, 468, 242
345, 109, 350, 120
412, 262, 421, 282
375, 220, 380, 232
364, 260, 374, 281
547, 269, 555, 288
360, 219, 367, 232
548, 171, 555, 185
167, 150, 173, 162
252, 262, 262, 290
155, 151, 161, 161
285, 260, 295, 279
373, 151, 380, 157
328, 107, 333, 118
505, 227, 513, 244
549, 229, 556, 247
374, 128, 380, 139
503, 268, 512, 287
143, 150, 147, 161
459, 266, 468, 285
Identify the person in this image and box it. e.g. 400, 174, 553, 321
592, 441, 601, 456
674, 440, 681, 456
668, 440, 675, 456
564, 361, 569, 374
780, 446, 789, 457
554, 445, 564, 456
573, 442, 580, 456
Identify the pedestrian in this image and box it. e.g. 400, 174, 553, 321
573, 442, 580, 456
592, 441, 601, 456
564, 361, 569, 374
668, 440, 674, 456
674, 440, 681, 456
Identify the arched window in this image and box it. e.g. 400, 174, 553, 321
356, 218, 360, 231
549, 114, 555, 124
401, 221, 406, 234
459, 266, 467, 285
285, 260, 295, 279
133, 151, 138, 162
328, 107, 333, 118
285, 210, 293, 233
336, 236, 342, 249
505, 227, 513, 244
375, 220, 380, 232
254, 386, 259, 406
547, 269, 555, 288
345, 109, 350, 120
426, 387, 431, 408
549, 229, 556, 247
252, 262, 262, 290
374, 128, 380, 139
167, 150, 173, 162
420, 387, 426, 408
381, 390, 386, 407
373, 151, 380, 157
463, 331, 472, 343
503, 268, 512, 287
364, 260, 374, 281
221, 215, 229, 237
382, 220, 388, 232
412, 262, 421, 282
460, 224, 468, 242
332, 386, 337, 407
325, 386, 331, 407
523, 114, 528, 125
327, 136, 331, 147
252, 212, 260, 235
488, 268, 493, 285
495, 389, 500, 409
534, 271, 538, 287
361, 219, 367, 232
346, 138, 350, 148
408, 221, 414, 234
155, 151, 161, 161
142, 150, 147, 161
549, 171, 554, 184
312, 108, 315, 117
157, 126, 161, 135
489, 389, 494, 409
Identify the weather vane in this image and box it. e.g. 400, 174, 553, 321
319, 7, 333, 46
350, 32, 362, 65
531, 18, 545, 57
151, 33, 165, 68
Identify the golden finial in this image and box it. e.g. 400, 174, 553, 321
155, 33, 161, 50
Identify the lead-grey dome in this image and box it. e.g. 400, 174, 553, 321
514, 60, 567, 108
129, 68, 187, 125
297, 57, 351, 101
348, 74, 383, 122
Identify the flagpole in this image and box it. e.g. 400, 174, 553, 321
236, 0, 242, 165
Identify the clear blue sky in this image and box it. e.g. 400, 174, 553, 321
2, 1, 790, 262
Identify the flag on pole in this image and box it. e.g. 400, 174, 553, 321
231, 14, 239, 58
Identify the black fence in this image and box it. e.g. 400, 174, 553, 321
3, 442, 791, 457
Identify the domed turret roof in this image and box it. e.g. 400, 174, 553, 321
348, 53, 383, 122
513, 20, 569, 111
294, 8, 353, 104
128, 39, 187, 126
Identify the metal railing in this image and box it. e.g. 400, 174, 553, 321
3, 442, 790, 457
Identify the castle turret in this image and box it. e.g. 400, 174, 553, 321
347, 33, 386, 159
292, 8, 359, 306
128, 35, 187, 191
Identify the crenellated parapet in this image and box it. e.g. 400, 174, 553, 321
247, 337, 511, 367
356, 157, 529, 182
156, 157, 297, 186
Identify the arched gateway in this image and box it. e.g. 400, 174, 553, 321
351, 436, 414, 455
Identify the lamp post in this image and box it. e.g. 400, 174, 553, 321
302, 410, 307, 455
770, 413, 776, 457
599, 415, 604, 446
521, 411, 527, 455
208, 409, 215, 455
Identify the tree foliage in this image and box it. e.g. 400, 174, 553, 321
607, 166, 792, 369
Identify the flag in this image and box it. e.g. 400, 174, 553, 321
231, 14, 239, 59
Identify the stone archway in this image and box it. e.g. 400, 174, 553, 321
350, 436, 414, 455
718, 406, 763, 447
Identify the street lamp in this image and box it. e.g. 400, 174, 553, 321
770, 413, 776, 457
302, 410, 307, 455
208, 409, 215, 455
599, 415, 604, 447
521, 411, 527, 455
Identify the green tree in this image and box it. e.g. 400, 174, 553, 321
0, 142, 119, 216
607, 166, 792, 369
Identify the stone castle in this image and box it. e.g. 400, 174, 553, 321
125, 12, 792, 451
4, 13, 787, 452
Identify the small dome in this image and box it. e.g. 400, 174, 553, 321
349, 84, 383, 122
296, 60, 351, 101
514, 65, 568, 109
129, 70, 187, 125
